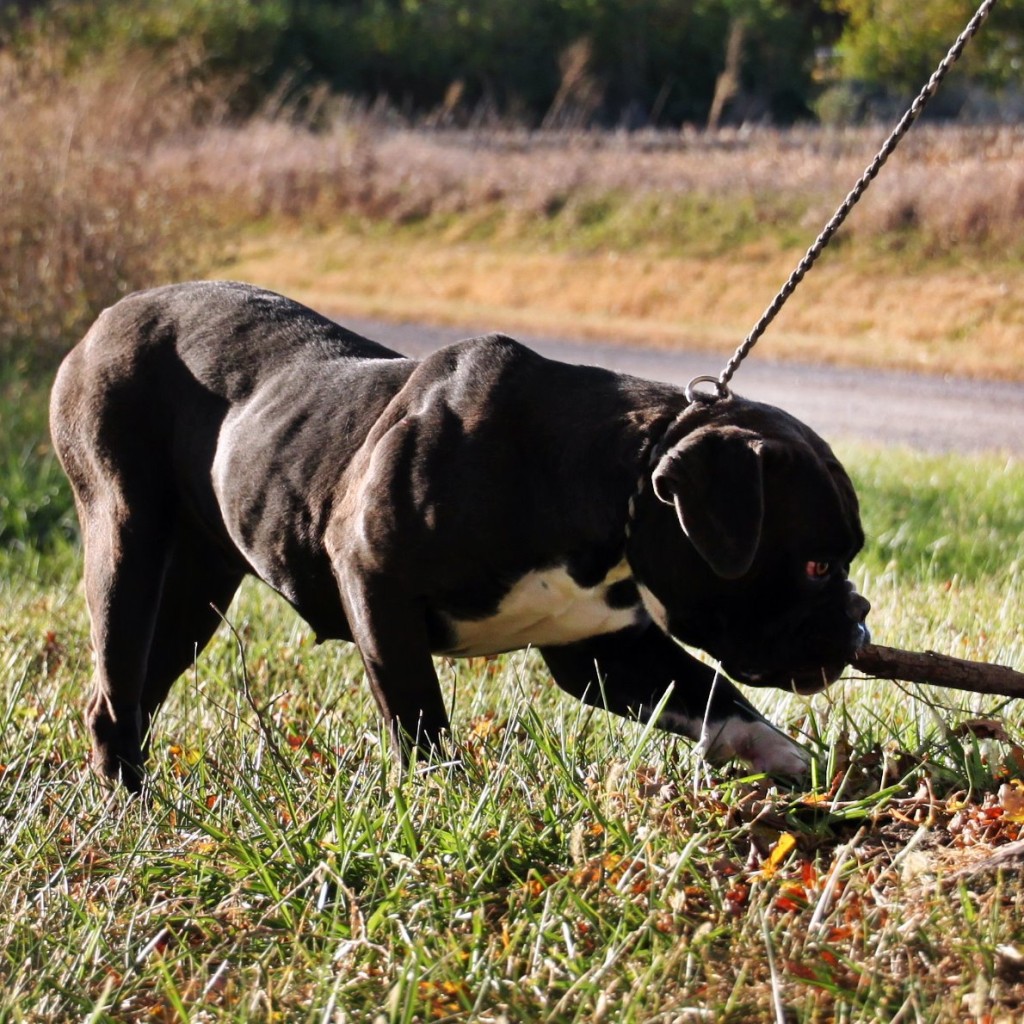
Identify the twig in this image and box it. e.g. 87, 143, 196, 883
852, 642, 1024, 699
944, 838, 1024, 886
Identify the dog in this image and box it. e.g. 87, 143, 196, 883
49, 281, 870, 792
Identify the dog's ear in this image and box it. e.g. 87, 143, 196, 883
651, 425, 765, 579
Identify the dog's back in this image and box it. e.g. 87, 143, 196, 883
52, 280, 402, 415
51, 280, 406, 528
48, 282, 426, 789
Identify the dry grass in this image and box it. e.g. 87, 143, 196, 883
175, 117, 1024, 253
0, 49, 225, 368
222, 227, 1024, 379
3, 52, 1022, 379
192, 119, 1024, 379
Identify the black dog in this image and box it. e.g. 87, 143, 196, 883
50, 281, 870, 792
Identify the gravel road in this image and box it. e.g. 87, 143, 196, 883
337, 315, 1024, 456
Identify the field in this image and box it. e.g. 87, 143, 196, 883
3, 362, 1024, 1022
216, 124, 1024, 381
4, 58, 1024, 1023
4, 52, 1024, 378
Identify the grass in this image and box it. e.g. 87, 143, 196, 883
0, 51, 219, 370
0, 369, 79, 583
220, 223, 1024, 380
3, 375, 1024, 1021
197, 120, 1024, 380
3, 47, 1024, 1022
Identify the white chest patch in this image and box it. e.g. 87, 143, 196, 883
444, 561, 644, 657
637, 584, 670, 632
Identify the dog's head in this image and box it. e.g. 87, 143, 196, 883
630, 397, 870, 694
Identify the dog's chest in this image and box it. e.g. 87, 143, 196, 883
442, 562, 644, 657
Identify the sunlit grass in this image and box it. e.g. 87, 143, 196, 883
221, 222, 1024, 381
849, 445, 1024, 585
3, 393, 1024, 1020
3, 572, 1023, 1021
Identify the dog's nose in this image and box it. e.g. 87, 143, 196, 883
845, 583, 870, 623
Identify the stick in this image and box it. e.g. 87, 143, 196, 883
852, 643, 1024, 699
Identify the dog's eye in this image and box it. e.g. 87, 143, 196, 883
805, 560, 831, 579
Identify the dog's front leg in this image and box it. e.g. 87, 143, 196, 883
335, 568, 451, 764
541, 623, 810, 777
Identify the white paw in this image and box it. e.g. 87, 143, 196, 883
700, 717, 811, 778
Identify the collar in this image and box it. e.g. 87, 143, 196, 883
624, 408, 687, 542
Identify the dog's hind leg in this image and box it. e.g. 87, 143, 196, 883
76, 500, 244, 792
138, 531, 245, 763
76, 488, 174, 793
50, 335, 178, 791
541, 624, 811, 778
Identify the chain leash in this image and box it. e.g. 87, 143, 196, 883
694, 0, 998, 400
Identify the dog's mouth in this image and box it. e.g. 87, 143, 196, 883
728, 663, 844, 694
723, 621, 870, 695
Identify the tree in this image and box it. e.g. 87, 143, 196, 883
699, 0, 844, 126
2, 0, 844, 126
835, 0, 1024, 95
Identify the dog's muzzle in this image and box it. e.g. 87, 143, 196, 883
728, 581, 872, 695
846, 582, 872, 647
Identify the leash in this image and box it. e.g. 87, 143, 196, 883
688, 0, 998, 401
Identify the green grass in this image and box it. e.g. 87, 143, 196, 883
529, 191, 811, 259
853, 446, 1024, 584
385, 188, 814, 262
3, 377, 1024, 1021
0, 367, 79, 583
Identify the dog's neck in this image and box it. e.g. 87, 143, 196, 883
624, 400, 702, 542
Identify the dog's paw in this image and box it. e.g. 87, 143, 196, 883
699, 716, 811, 779
87, 699, 146, 794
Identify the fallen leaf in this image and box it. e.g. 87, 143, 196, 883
775, 893, 804, 913
955, 718, 1012, 743
761, 832, 798, 879
468, 713, 503, 739
998, 781, 1024, 823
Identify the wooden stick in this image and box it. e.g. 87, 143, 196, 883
852, 642, 1024, 699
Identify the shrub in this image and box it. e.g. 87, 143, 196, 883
0, 48, 221, 369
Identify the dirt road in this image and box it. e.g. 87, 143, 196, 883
337, 315, 1023, 456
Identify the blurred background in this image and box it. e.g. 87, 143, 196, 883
2, 0, 1024, 371
3, 0, 1023, 563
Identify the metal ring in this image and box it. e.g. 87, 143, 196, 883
684, 375, 731, 404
